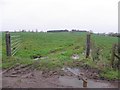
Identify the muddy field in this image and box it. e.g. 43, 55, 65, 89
2, 64, 118, 88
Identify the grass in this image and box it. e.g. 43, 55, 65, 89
1, 32, 119, 80
2, 56, 34, 69
100, 68, 119, 80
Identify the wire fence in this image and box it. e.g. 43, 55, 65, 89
85, 33, 119, 69
5, 31, 22, 56
5, 31, 119, 69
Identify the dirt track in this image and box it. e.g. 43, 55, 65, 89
2, 64, 119, 88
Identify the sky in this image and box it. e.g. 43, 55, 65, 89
0, 0, 119, 33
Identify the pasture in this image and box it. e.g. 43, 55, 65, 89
1, 32, 119, 80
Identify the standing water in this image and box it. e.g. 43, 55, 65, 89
60, 67, 118, 88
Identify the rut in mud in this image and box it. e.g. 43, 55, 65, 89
2, 64, 118, 88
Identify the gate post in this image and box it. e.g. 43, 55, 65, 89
86, 33, 91, 58
5, 31, 11, 56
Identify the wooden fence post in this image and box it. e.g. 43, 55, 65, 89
5, 31, 11, 56
86, 33, 91, 58
118, 42, 120, 55
118, 42, 120, 70
111, 44, 116, 68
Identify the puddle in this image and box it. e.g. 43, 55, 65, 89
59, 76, 83, 88
63, 67, 80, 75
33, 56, 48, 60
71, 54, 80, 60
59, 76, 116, 88
33, 58, 40, 60
40, 57, 48, 59
61, 67, 118, 88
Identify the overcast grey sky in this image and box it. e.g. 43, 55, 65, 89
0, 0, 119, 33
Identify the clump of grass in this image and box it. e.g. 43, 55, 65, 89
2, 57, 34, 69
100, 68, 119, 80
36, 59, 63, 70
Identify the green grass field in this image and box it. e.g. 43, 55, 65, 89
1, 32, 119, 80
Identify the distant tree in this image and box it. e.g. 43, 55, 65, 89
89, 30, 93, 34
36, 29, 38, 32
28, 30, 30, 32
108, 32, 120, 37
31, 30, 34, 32
22, 30, 26, 32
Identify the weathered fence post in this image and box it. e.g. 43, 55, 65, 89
83, 79, 87, 88
111, 44, 116, 68
118, 42, 120, 55
118, 42, 120, 70
5, 31, 11, 56
86, 33, 91, 58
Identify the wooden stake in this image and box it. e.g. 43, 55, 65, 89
86, 33, 91, 58
111, 44, 116, 68
83, 78, 87, 88
5, 31, 11, 56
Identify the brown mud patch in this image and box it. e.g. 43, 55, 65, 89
2, 64, 119, 88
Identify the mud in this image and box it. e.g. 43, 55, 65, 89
2, 64, 119, 88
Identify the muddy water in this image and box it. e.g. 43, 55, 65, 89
59, 76, 117, 88
62, 67, 80, 75
33, 56, 48, 60
60, 67, 118, 88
